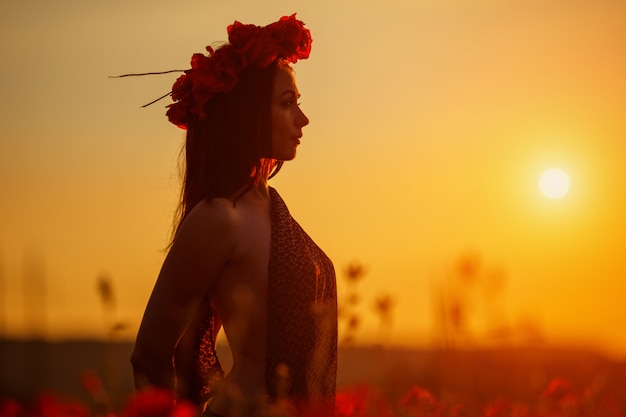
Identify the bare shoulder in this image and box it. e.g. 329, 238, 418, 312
167, 190, 269, 273
173, 198, 240, 251
158, 197, 244, 298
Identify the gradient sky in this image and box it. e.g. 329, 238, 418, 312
1, 0, 626, 359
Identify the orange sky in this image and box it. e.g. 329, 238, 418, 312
1, 0, 626, 359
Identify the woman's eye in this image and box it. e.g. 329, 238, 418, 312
280, 98, 301, 108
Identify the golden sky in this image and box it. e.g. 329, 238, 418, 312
1, 0, 626, 358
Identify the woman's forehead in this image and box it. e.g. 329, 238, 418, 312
273, 67, 299, 96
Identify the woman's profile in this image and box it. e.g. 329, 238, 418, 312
128, 14, 337, 417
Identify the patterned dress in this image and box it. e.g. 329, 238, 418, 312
174, 187, 337, 415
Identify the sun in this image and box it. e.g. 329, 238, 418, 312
539, 168, 570, 199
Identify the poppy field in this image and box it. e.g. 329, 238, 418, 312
1, 339, 625, 417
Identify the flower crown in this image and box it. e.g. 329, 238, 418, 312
140, 14, 312, 130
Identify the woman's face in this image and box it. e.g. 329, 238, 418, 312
271, 67, 309, 161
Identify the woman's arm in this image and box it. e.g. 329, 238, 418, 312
131, 199, 237, 391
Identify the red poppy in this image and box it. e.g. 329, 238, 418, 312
31, 392, 90, 417
0, 398, 23, 417
121, 388, 197, 417
80, 370, 103, 395
400, 385, 436, 408
542, 377, 574, 402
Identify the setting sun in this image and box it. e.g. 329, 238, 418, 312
539, 168, 571, 199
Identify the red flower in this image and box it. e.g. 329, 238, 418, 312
228, 21, 268, 65
334, 385, 393, 417
80, 370, 103, 395
483, 399, 511, 417
166, 103, 189, 130
400, 385, 436, 409
170, 74, 192, 103
211, 47, 242, 90
227, 21, 259, 52
542, 377, 574, 402
268, 14, 312, 63
0, 398, 23, 417
121, 388, 197, 417
165, 14, 313, 129
334, 392, 356, 417
30, 392, 90, 417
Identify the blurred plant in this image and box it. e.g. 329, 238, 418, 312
0, 249, 5, 338
96, 272, 131, 410
338, 262, 367, 344
432, 251, 482, 348
22, 249, 47, 339
96, 272, 129, 339
373, 294, 395, 344
373, 294, 395, 327
338, 261, 396, 345
432, 251, 545, 350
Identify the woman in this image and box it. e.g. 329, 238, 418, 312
130, 14, 337, 417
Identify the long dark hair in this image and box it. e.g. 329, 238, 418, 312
171, 59, 287, 242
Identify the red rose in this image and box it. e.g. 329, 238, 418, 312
187, 48, 242, 114
189, 78, 218, 117
190, 52, 211, 71
268, 14, 312, 62
161, 14, 312, 129
170, 74, 191, 102
228, 21, 260, 54
228, 21, 261, 66
166, 102, 188, 129
212, 46, 242, 90
228, 22, 277, 67
250, 30, 280, 67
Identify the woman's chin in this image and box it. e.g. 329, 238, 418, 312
274, 151, 297, 161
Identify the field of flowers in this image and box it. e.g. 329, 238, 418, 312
2, 259, 624, 416
1, 340, 625, 417
1, 373, 624, 417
